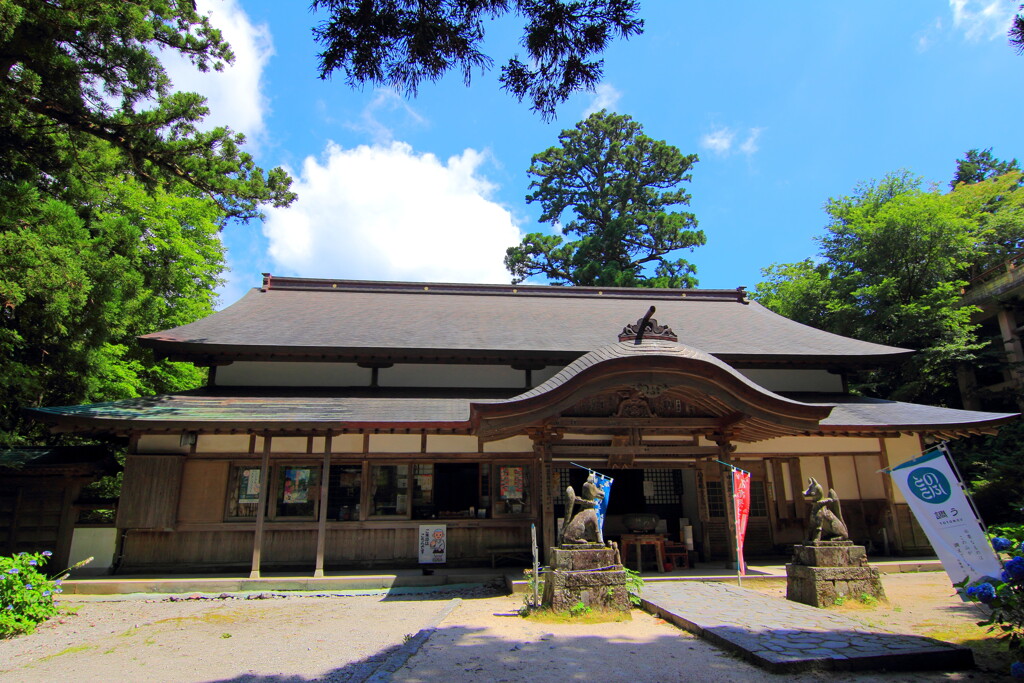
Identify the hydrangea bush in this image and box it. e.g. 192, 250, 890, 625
958, 524, 1024, 678
0, 551, 66, 638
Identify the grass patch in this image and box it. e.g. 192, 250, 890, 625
38, 645, 93, 661
521, 607, 633, 624
154, 609, 250, 626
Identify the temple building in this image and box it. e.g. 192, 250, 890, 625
29, 275, 1017, 575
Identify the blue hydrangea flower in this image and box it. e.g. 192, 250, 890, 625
992, 537, 1014, 551
1006, 556, 1024, 582
967, 582, 997, 604
23, 584, 32, 590
42, 591, 50, 597
27, 559, 37, 566
7, 568, 18, 574
1012, 660, 1024, 678
41, 551, 52, 557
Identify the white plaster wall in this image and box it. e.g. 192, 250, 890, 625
330, 434, 364, 453
482, 435, 534, 452
883, 434, 925, 503
368, 434, 421, 452
829, 455, 859, 499
737, 368, 844, 393
856, 455, 887, 499
379, 364, 524, 388
216, 361, 371, 387
426, 435, 479, 453
68, 528, 116, 574
197, 435, 251, 453
136, 435, 190, 455
734, 435, 878, 454
799, 456, 829, 491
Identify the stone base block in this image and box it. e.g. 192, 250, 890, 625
786, 563, 887, 607
543, 546, 630, 613
550, 546, 617, 571
792, 541, 867, 568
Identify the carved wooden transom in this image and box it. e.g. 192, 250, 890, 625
563, 388, 706, 418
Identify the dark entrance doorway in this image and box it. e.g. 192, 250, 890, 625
553, 466, 690, 542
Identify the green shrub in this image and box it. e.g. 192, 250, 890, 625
1, 551, 67, 638
957, 527, 1024, 678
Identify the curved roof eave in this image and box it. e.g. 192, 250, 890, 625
470, 340, 834, 442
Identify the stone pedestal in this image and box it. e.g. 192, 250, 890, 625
786, 540, 886, 608
542, 544, 630, 612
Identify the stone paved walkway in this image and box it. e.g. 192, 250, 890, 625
640, 581, 974, 674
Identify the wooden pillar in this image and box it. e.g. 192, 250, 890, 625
55, 478, 82, 571
313, 434, 332, 578
538, 441, 555, 565
877, 437, 902, 555
5, 486, 23, 555
250, 435, 272, 579
716, 437, 739, 569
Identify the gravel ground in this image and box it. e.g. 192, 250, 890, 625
0, 573, 1009, 682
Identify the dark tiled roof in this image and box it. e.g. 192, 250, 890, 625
27, 391, 1016, 437
140, 277, 910, 365
0, 446, 116, 475
510, 339, 807, 405
29, 393, 487, 433
805, 395, 1018, 432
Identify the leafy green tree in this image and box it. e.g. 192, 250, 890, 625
505, 110, 704, 287
1, 0, 295, 219
753, 172, 984, 405
0, 143, 224, 444
947, 170, 1024, 277
310, 0, 644, 119
951, 149, 1020, 189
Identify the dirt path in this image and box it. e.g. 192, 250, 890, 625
0, 573, 1010, 682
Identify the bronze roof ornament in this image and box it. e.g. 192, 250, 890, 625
618, 306, 678, 344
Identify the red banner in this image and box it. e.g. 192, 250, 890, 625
732, 469, 751, 575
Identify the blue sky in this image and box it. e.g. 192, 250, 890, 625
169, 1, 1024, 305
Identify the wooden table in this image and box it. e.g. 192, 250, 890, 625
620, 533, 667, 573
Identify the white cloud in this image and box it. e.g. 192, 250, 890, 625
739, 127, 764, 156
345, 89, 428, 145
161, 0, 274, 143
915, 17, 944, 52
701, 126, 763, 157
700, 126, 736, 154
262, 142, 522, 284
949, 0, 1018, 41
583, 83, 622, 117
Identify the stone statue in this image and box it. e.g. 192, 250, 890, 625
561, 472, 605, 545
803, 477, 849, 543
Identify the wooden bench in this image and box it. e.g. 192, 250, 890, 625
488, 546, 533, 568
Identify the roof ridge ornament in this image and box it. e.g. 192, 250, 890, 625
619, 306, 678, 344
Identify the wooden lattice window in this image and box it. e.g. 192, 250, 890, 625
643, 469, 681, 504
706, 480, 726, 518
750, 481, 769, 517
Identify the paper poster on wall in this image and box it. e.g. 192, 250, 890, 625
238, 468, 260, 503
283, 467, 310, 504
418, 525, 447, 564
499, 466, 524, 500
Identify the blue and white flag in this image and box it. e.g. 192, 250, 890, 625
593, 472, 613, 530
888, 448, 1002, 584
